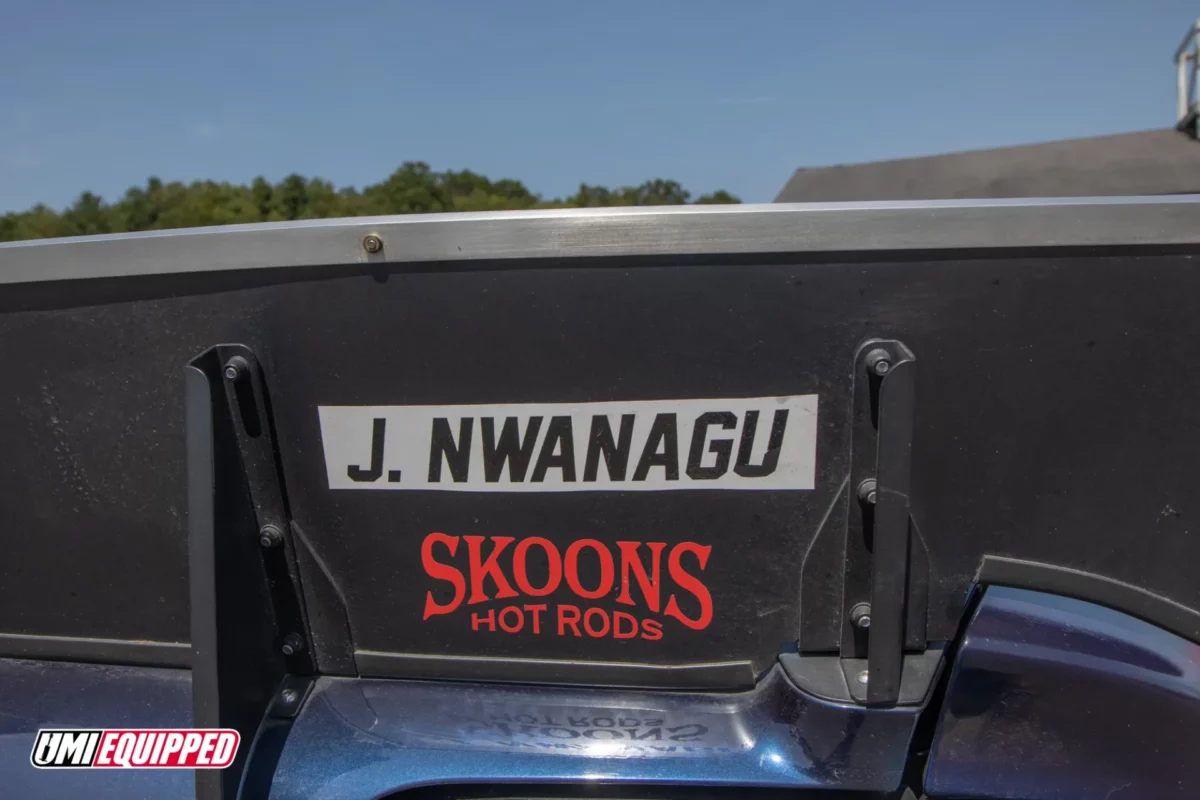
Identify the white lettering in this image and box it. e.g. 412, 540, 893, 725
212, 732, 237, 766
57, 731, 92, 765
113, 732, 136, 767
197, 732, 218, 765
97, 731, 119, 766
161, 732, 184, 761
180, 732, 203, 763
33, 732, 60, 766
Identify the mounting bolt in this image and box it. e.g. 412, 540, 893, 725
865, 348, 891, 376
362, 233, 384, 254
856, 669, 870, 685
850, 602, 872, 630
280, 688, 299, 706
281, 633, 306, 656
857, 478, 878, 505
223, 356, 250, 383
258, 524, 283, 549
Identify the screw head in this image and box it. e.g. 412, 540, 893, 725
850, 602, 872, 630
281, 633, 306, 657
363, 234, 383, 254
857, 478, 878, 505
223, 356, 249, 382
865, 348, 891, 376
280, 689, 299, 705
856, 669, 870, 685
259, 524, 283, 549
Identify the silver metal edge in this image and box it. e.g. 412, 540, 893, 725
3, 196, 1200, 285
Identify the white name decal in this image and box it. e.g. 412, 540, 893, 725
318, 395, 818, 492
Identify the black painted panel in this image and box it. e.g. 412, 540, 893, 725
0, 254, 1196, 681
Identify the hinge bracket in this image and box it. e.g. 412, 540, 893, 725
188, 344, 315, 800
840, 338, 929, 706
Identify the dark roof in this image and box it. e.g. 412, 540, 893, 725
775, 129, 1200, 202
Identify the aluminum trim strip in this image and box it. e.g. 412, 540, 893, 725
2, 196, 1200, 285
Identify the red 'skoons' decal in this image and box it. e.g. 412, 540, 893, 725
421, 533, 713, 639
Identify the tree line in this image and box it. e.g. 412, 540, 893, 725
0, 162, 740, 242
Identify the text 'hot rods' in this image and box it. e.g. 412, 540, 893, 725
318, 395, 818, 492
421, 533, 713, 641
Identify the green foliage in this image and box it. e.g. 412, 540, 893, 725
0, 162, 741, 242
695, 190, 740, 204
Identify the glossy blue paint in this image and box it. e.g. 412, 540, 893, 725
926, 586, 1200, 800
270, 664, 920, 799
0, 657, 193, 799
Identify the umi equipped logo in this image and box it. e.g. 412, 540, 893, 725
30, 729, 239, 769
318, 395, 818, 492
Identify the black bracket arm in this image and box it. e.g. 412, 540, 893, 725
841, 339, 929, 706
188, 345, 315, 800
786, 338, 940, 707
864, 342, 915, 704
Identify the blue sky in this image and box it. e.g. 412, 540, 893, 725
0, 1, 1195, 212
